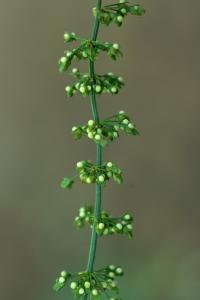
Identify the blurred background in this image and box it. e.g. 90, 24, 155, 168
0, 0, 200, 299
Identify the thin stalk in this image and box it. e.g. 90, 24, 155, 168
84, 0, 102, 290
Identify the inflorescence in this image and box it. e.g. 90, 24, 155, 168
54, 1, 145, 300
75, 205, 133, 238
94, 1, 145, 26
54, 265, 124, 300
60, 161, 123, 189
72, 110, 139, 146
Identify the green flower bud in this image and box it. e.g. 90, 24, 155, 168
98, 175, 105, 183
72, 68, 79, 74
116, 267, 123, 274
108, 272, 115, 278
110, 86, 118, 94
107, 162, 113, 168
60, 270, 67, 277
79, 288, 85, 295
92, 289, 98, 296
58, 277, 65, 284
127, 224, 133, 230
95, 85, 102, 93
88, 132, 94, 139
98, 222, 105, 230
95, 134, 101, 141
77, 161, 84, 168
117, 15, 123, 23
116, 223, 123, 230
72, 126, 78, 132
84, 281, 91, 289
122, 119, 129, 124
124, 214, 131, 220
88, 120, 95, 126
128, 123, 134, 129
60, 57, 67, 63
113, 43, 120, 50
109, 265, 115, 270
80, 86, 86, 94
86, 177, 92, 184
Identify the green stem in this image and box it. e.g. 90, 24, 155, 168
84, 0, 102, 288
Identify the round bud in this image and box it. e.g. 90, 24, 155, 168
86, 177, 92, 184
98, 175, 105, 183
119, 110, 125, 114
108, 272, 115, 278
79, 288, 85, 295
88, 132, 94, 139
65, 86, 72, 92
87, 85, 92, 91
97, 128, 102, 134
113, 43, 120, 50
60, 270, 67, 277
107, 162, 113, 168
98, 223, 105, 230
119, 0, 126, 3
116, 223, 123, 230
70, 282, 77, 289
127, 224, 133, 230
72, 126, 78, 132
102, 282, 108, 289
58, 277, 65, 284
128, 123, 134, 129
92, 289, 98, 296
118, 76, 124, 82
110, 281, 117, 287
107, 72, 114, 76
116, 267, 123, 274
110, 86, 118, 94
72, 68, 78, 74
82, 51, 88, 58
84, 281, 91, 289
64, 33, 70, 41
124, 214, 131, 220
109, 265, 115, 270
79, 86, 86, 94
123, 119, 129, 124
60, 57, 67, 63
95, 134, 101, 141
95, 85, 102, 93
88, 120, 95, 127
77, 161, 84, 168
117, 15, 123, 23
79, 211, 86, 218
66, 51, 72, 57
121, 8, 127, 14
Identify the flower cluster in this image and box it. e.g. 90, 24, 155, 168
75, 205, 134, 238
59, 37, 122, 72
53, 265, 124, 300
94, 1, 145, 26
77, 160, 123, 185
53, 270, 71, 291
60, 161, 123, 189
65, 70, 124, 97
72, 111, 139, 146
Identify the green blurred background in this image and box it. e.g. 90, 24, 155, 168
0, 0, 200, 299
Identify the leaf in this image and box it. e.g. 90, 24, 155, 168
60, 177, 74, 189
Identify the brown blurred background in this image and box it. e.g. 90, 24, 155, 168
0, 0, 200, 299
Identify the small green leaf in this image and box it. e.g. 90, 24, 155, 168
60, 177, 74, 189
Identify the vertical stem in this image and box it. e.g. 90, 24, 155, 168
84, 0, 102, 288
